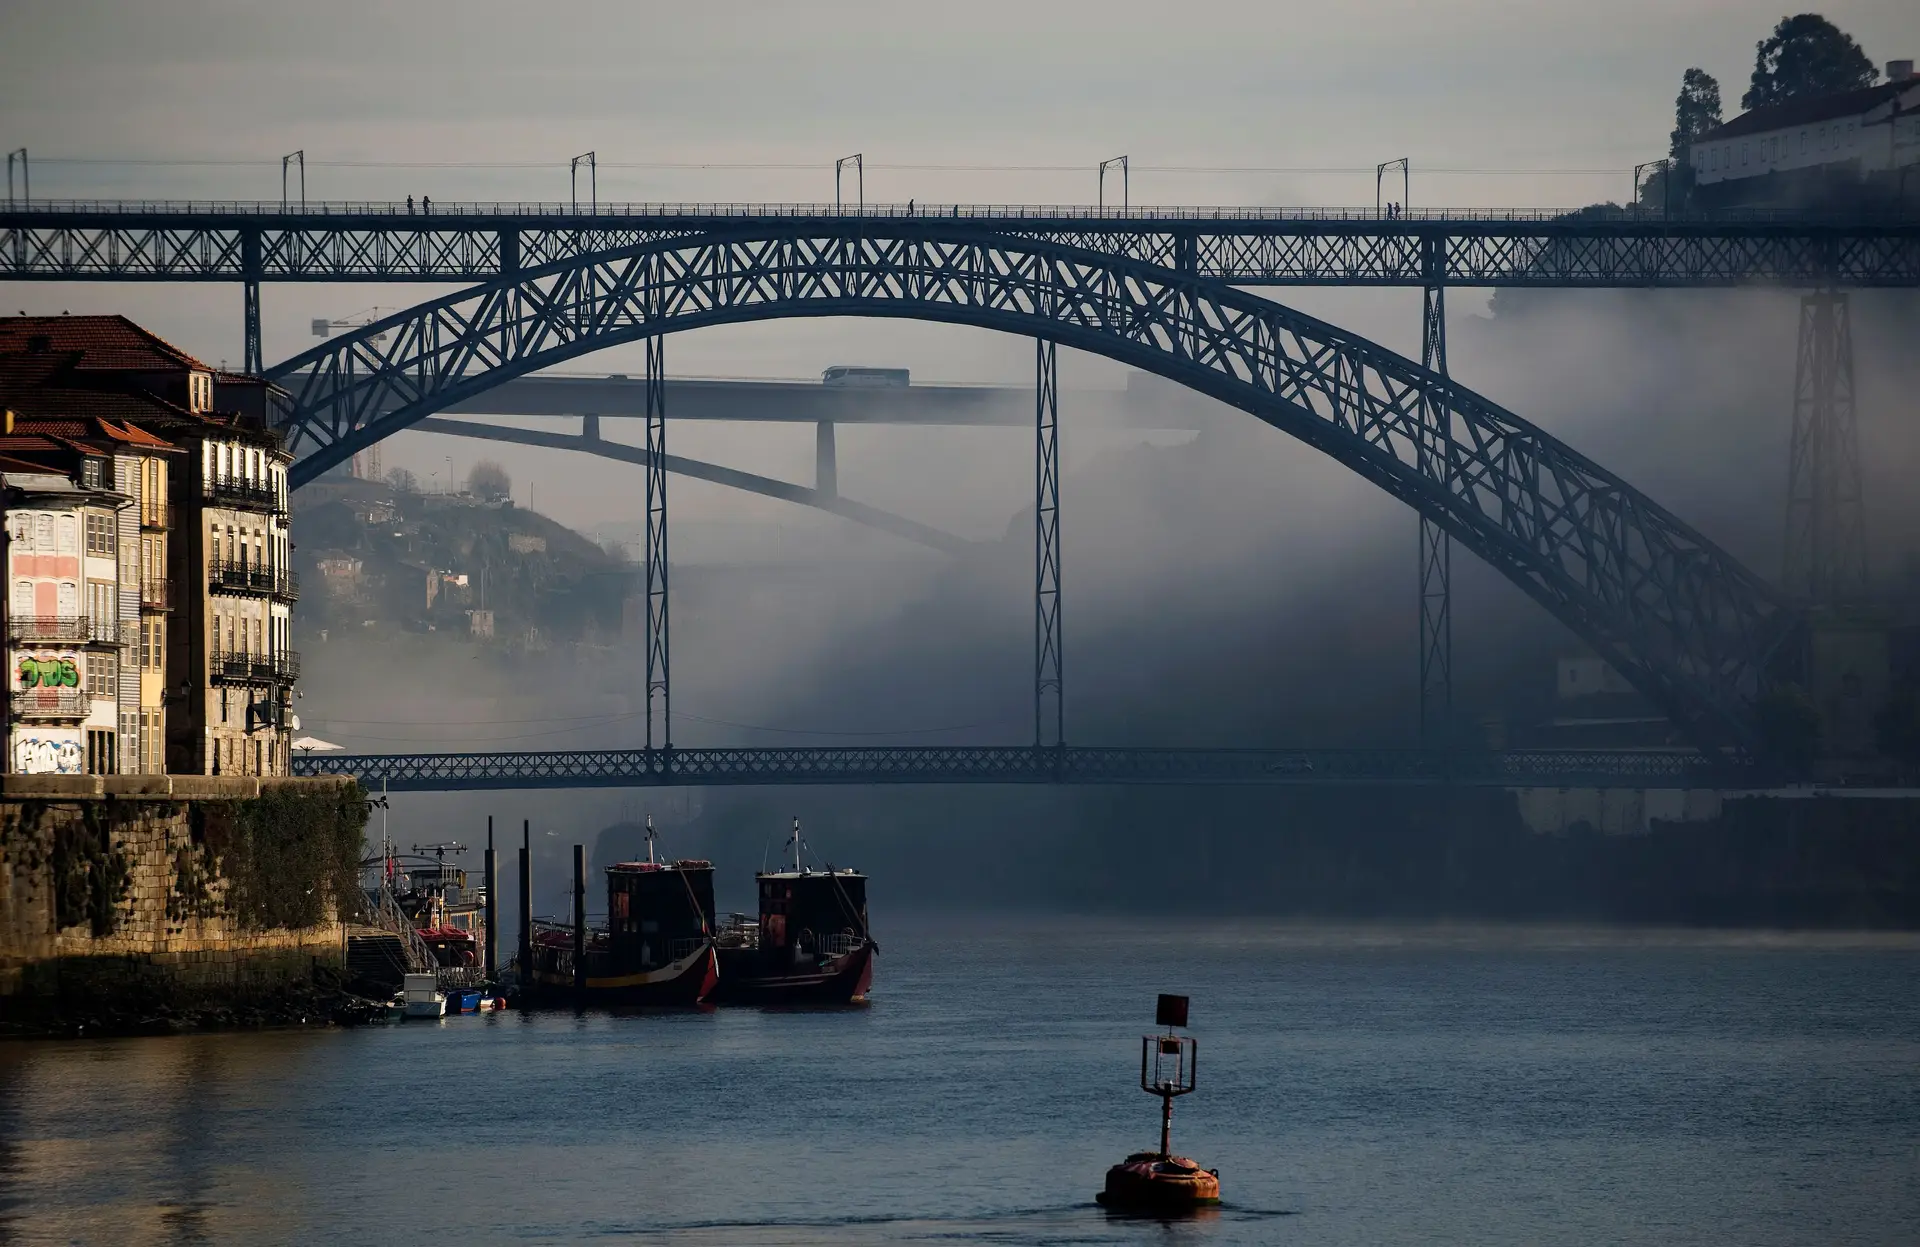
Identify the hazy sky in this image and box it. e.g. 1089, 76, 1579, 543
1, 1, 1913, 532
4, 0, 1914, 208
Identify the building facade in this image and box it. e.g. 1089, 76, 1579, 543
0, 316, 297, 776
3, 462, 126, 773
1689, 62, 1919, 207
180, 424, 296, 777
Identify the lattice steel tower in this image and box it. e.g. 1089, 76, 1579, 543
1417, 239, 1452, 743
1035, 339, 1064, 747
1782, 292, 1867, 605
644, 335, 671, 750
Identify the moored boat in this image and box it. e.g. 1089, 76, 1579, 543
401, 973, 447, 1019
521, 818, 718, 1006
712, 819, 875, 1006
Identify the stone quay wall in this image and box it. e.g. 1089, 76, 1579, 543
0, 774, 367, 1035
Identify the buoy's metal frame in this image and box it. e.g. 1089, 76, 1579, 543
1141, 1028, 1199, 1159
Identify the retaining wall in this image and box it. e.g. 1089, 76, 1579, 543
0, 774, 366, 1035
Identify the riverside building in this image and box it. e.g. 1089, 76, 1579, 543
1688, 59, 1919, 208
0, 317, 297, 776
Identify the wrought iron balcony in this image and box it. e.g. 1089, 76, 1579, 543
141, 578, 172, 610
11, 688, 91, 720
203, 474, 285, 514
6, 615, 131, 645
140, 503, 176, 530
208, 559, 299, 602
210, 648, 301, 684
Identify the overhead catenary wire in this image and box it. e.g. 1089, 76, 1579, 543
24, 155, 1635, 177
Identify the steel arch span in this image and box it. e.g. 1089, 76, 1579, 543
264, 225, 1797, 752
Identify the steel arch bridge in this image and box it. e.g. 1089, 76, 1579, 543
264, 223, 1796, 754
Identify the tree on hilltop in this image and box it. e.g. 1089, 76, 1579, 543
1670, 68, 1723, 158
469, 459, 513, 501
1742, 14, 1877, 111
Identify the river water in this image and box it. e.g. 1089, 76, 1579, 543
2, 919, 1917, 1246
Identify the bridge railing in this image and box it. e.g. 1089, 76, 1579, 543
6, 199, 1917, 225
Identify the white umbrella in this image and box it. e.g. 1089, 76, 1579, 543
292, 736, 346, 753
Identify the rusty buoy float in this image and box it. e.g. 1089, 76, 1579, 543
1096, 993, 1221, 1212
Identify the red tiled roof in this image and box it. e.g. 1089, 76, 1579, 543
0, 434, 76, 455
1703, 80, 1917, 142
0, 453, 71, 477
0, 314, 210, 373
0, 355, 187, 428
10, 415, 180, 451
0, 319, 283, 449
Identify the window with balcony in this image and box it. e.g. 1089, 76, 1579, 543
87, 580, 114, 632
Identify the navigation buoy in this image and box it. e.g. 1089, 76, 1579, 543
1096, 993, 1221, 1212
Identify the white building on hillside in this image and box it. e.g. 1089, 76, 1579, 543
1689, 60, 1918, 207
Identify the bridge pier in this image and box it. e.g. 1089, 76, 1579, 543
1783, 291, 1867, 603
1036, 339, 1064, 747
815, 419, 837, 497
643, 336, 671, 751
1417, 244, 1452, 743
241, 227, 262, 375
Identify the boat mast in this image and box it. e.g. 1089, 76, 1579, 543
645, 813, 657, 865
790, 816, 802, 873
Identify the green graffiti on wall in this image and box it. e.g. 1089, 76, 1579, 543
17, 656, 80, 688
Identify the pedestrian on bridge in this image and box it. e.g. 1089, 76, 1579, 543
407, 195, 414, 215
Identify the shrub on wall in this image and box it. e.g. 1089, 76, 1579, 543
188, 783, 369, 931
52, 806, 131, 936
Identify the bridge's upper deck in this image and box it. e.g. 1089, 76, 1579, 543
6, 197, 1918, 223
4, 199, 1916, 286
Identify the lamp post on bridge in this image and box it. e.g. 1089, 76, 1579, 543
1098, 156, 1129, 214
1376, 157, 1408, 218
571, 152, 597, 215
1632, 159, 1671, 218
281, 151, 305, 212
6, 148, 26, 208
834, 154, 864, 215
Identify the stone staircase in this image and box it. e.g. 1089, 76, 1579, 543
344, 928, 410, 995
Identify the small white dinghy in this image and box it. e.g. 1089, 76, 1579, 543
402, 973, 446, 1019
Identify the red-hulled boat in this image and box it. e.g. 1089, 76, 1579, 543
522, 821, 718, 1006
712, 819, 875, 1006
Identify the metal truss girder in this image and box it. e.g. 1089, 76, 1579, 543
261, 227, 1797, 751
289, 743, 1754, 791
5, 211, 1917, 286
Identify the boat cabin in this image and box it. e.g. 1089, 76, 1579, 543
608, 859, 716, 970
755, 868, 868, 958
